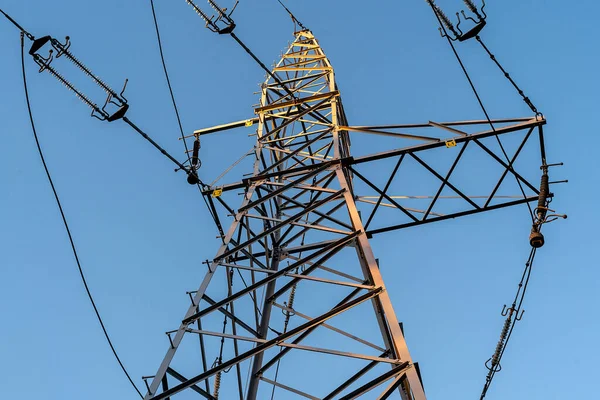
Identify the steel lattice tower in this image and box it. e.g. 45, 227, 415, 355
143, 29, 548, 400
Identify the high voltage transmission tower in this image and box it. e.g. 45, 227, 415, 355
1, 0, 566, 399
147, 29, 433, 399
139, 2, 561, 398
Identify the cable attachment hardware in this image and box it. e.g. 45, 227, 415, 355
529, 164, 567, 248
28, 34, 129, 122
427, 0, 487, 42
282, 282, 297, 318
187, 136, 202, 185
29, 36, 54, 71
191, 137, 201, 169
484, 317, 508, 373
209, 356, 230, 398
485, 304, 523, 373
425, 0, 460, 39
185, 0, 237, 34
464, 0, 483, 17
0, 8, 35, 40
187, 172, 200, 185
213, 370, 222, 399
30, 48, 108, 121
51, 36, 129, 121
141, 375, 154, 393
277, 0, 308, 32
501, 304, 524, 321
479, 249, 538, 399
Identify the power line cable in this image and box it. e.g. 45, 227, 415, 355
275, 0, 307, 31
19, 31, 144, 399
148, 0, 226, 239
475, 36, 541, 117
122, 116, 191, 173
149, 0, 192, 159
0, 8, 33, 39
423, 8, 548, 393
426, 2, 535, 222
480, 247, 537, 399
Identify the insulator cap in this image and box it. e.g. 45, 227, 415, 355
187, 172, 200, 185
529, 231, 545, 248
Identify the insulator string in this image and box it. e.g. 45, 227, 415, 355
480, 248, 537, 399
186, 0, 215, 27
53, 40, 122, 100
33, 54, 107, 117
463, 0, 479, 15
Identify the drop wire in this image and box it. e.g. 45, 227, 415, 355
19, 32, 144, 399
480, 247, 537, 399
149, 0, 226, 239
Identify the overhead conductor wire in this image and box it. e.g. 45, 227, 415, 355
426, 1, 536, 222
276, 0, 307, 31
17, 30, 144, 398
480, 247, 537, 399
424, 3, 549, 397
149, 0, 226, 239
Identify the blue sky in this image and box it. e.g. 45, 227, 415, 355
0, 0, 596, 399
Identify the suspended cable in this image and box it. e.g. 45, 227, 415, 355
275, 0, 307, 31
0, 8, 34, 39
425, 1, 535, 222
479, 248, 537, 399
19, 31, 144, 399
479, 152, 565, 397
122, 116, 191, 173
210, 150, 253, 187
475, 36, 541, 117
149, 0, 228, 239
422, 14, 563, 395
149, 0, 194, 161
229, 31, 292, 98
121, 116, 223, 233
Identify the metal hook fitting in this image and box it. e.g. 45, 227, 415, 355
53, 36, 71, 58
485, 357, 502, 372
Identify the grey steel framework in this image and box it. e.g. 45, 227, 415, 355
142, 29, 546, 400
